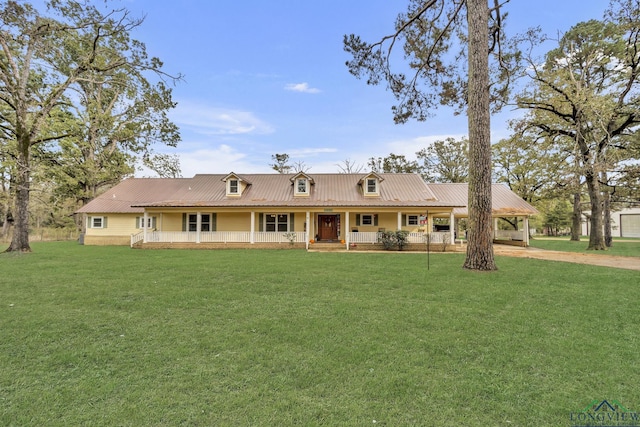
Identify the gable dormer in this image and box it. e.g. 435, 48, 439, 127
359, 172, 384, 197
222, 172, 250, 197
290, 172, 314, 197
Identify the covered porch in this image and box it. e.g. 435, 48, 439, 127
130, 208, 459, 250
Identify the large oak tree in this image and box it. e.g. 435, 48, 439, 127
0, 1, 180, 252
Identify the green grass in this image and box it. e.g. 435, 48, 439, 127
529, 236, 640, 257
1, 242, 640, 426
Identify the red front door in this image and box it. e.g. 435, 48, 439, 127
318, 215, 338, 241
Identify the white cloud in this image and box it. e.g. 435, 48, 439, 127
284, 82, 321, 94
386, 134, 467, 158
171, 101, 274, 136
178, 145, 272, 176
288, 147, 337, 157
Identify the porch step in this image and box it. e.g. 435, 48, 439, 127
309, 242, 346, 252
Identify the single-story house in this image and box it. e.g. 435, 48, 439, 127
75, 172, 538, 250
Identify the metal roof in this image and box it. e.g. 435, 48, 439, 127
76, 174, 536, 216
428, 183, 539, 216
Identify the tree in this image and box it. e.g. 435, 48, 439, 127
336, 158, 364, 174
416, 137, 469, 182
0, 1, 180, 252
270, 153, 292, 174
517, 5, 640, 250
345, 0, 518, 270
368, 153, 421, 174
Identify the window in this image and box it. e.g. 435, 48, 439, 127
137, 217, 156, 229
188, 214, 211, 231
296, 178, 307, 194
229, 179, 239, 194
90, 216, 105, 228
407, 215, 419, 226
361, 214, 373, 225
265, 213, 289, 232
366, 178, 377, 194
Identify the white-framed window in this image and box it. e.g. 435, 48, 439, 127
137, 217, 157, 229
296, 178, 308, 195
228, 179, 239, 194
406, 215, 419, 226
90, 216, 105, 229
366, 178, 378, 194
265, 213, 289, 232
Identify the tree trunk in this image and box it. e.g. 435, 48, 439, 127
570, 192, 581, 241
463, 0, 496, 271
585, 168, 605, 250
603, 188, 612, 248
5, 135, 32, 252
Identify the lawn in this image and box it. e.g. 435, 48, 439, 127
1, 242, 639, 426
529, 236, 640, 257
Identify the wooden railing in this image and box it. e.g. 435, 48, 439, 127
494, 230, 525, 241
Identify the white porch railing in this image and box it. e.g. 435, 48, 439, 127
495, 230, 525, 241
347, 231, 451, 244
138, 231, 308, 244
131, 231, 144, 247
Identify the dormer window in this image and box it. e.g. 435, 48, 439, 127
361, 172, 383, 196
291, 172, 313, 197
366, 178, 377, 194
296, 178, 308, 194
229, 179, 239, 194
222, 172, 250, 197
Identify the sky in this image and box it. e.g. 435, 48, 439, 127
121, 0, 608, 177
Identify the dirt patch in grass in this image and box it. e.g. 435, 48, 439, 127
494, 245, 640, 271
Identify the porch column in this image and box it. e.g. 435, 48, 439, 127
196, 212, 201, 243
345, 211, 350, 250
250, 211, 255, 244
143, 211, 148, 243
397, 211, 402, 230
524, 216, 530, 246
450, 211, 455, 244
494, 217, 499, 240
305, 211, 310, 250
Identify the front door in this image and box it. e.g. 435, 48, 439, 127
318, 215, 338, 241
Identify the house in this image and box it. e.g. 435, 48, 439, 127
75, 172, 538, 250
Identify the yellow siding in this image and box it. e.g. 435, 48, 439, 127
85, 214, 138, 236
160, 213, 183, 231
217, 212, 250, 231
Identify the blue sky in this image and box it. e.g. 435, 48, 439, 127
126, 0, 607, 177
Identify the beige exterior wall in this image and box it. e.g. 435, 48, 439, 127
85, 213, 138, 236
159, 212, 183, 231
217, 212, 250, 231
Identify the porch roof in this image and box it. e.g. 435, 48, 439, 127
428, 183, 539, 216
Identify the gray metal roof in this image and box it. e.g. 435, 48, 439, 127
76, 174, 536, 216
428, 183, 538, 216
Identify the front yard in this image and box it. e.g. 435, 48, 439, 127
1, 242, 639, 426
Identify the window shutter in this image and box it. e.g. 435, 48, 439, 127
87, 216, 92, 229
152, 217, 157, 229
103, 217, 108, 228
373, 215, 378, 227
136, 217, 140, 228
356, 214, 361, 227
259, 213, 264, 232
182, 213, 186, 231
290, 213, 295, 231
211, 213, 217, 231
402, 214, 406, 227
